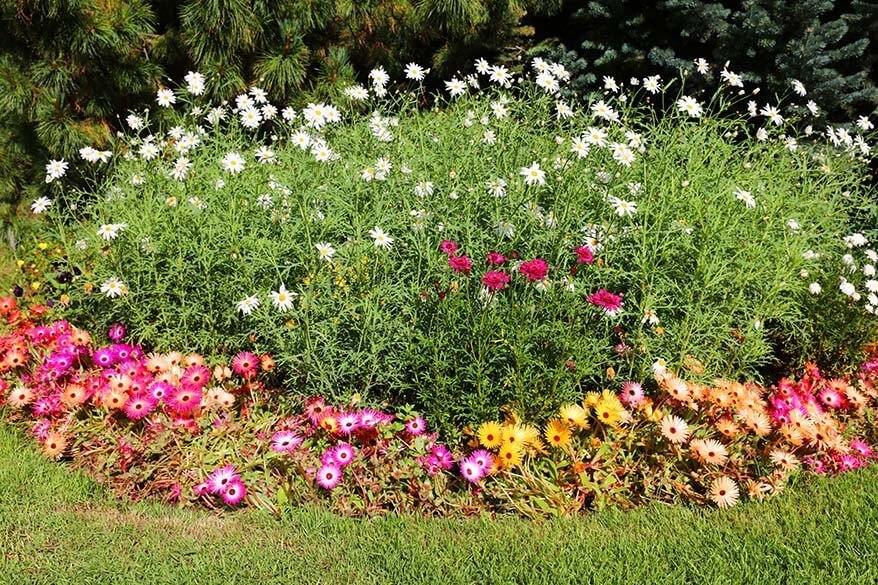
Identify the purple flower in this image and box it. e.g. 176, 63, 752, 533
270, 431, 302, 454
107, 323, 126, 342
405, 416, 426, 436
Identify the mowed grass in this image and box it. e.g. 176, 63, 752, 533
1, 426, 877, 585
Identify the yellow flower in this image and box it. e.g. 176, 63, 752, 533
559, 404, 589, 429
37, 242, 48, 250
594, 390, 625, 426
31, 281, 41, 291
584, 391, 601, 408
544, 419, 571, 448
497, 443, 523, 469
501, 424, 530, 447
17, 260, 24, 268
477, 421, 504, 449
520, 424, 541, 446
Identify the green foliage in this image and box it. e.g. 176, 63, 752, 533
531, 0, 878, 119
33, 70, 876, 433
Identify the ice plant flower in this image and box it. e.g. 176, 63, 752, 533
316, 464, 342, 490
660, 415, 691, 444
221, 479, 247, 506
207, 466, 239, 494
405, 416, 426, 435
709, 476, 740, 508
270, 431, 302, 454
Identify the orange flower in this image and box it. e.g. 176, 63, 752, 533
42, 433, 68, 460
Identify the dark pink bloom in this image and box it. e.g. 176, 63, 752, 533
270, 430, 302, 454
449, 255, 473, 274
207, 466, 239, 494
817, 387, 843, 410
481, 270, 510, 291
588, 289, 624, 316
486, 252, 505, 265
124, 392, 157, 420
574, 245, 595, 264
405, 416, 426, 436
231, 352, 259, 378
439, 240, 459, 256
316, 464, 342, 489
619, 381, 644, 407
166, 386, 201, 415
519, 258, 549, 281
107, 323, 126, 342
221, 479, 247, 506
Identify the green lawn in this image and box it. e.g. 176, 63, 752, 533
1, 424, 877, 585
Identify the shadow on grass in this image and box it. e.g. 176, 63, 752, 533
2, 423, 877, 584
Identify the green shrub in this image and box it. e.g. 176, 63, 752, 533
35, 60, 877, 433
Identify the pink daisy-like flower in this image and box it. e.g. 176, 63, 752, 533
587, 289, 624, 316
460, 458, 485, 483
817, 387, 843, 409
316, 464, 342, 490
405, 416, 426, 436
93, 347, 115, 368
519, 258, 549, 281
850, 439, 873, 458
148, 381, 173, 401
327, 443, 355, 467
180, 365, 210, 389
469, 449, 494, 471
207, 466, 239, 494
836, 454, 860, 472
430, 444, 454, 469
481, 270, 510, 291
486, 252, 505, 265
231, 351, 259, 378
439, 240, 459, 256
192, 481, 210, 497
123, 392, 157, 420
270, 430, 302, 454
574, 245, 594, 264
221, 479, 247, 506
449, 254, 473, 274
107, 323, 126, 342
166, 386, 201, 415
337, 412, 361, 435
619, 381, 644, 407
357, 409, 382, 428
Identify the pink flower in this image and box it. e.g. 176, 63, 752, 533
469, 449, 494, 471
449, 255, 473, 274
124, 392, 157, 420
166, 386, 201, 415
270, 430, 302, 454
850, 439, 873, 458
231, 351, 259, 378
405, 416, 426, 436
817, 387, 843, 410
325, 443, 355, 467
439, 240, 459, 256
221, 479, 247, 506
192, 481, 210, 497
574, 245, 594, 264
207, 466, 239, 494
587, 289, 624, 316
619, 381, 644, 407
336, 412, 361, 435
519, 258, 549, 281
180, 365, 210, 389
316, 464, 342, 489
486, 252, 506, 265
460, 458, 485, 483
481, 270, 510, 291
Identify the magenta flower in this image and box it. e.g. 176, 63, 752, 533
486, 252, 506, 265
469, 449, 494, 471
316, 464, 342, 490
107, 323, 126, 342
231, 351, 259, 378
448, 254, 473, 274
850, 439, 873, 458
207, 466, 239, 494
817, 387, 843, 409
192, 481, 210, 497
148, 381, 173, 401
439, 240, 459, 256
619, 381, 644, 407
327, 443, 355, 467
166, 386, 201, 415
574, 245, 595, 264
587, 289, 624, 316
270, 430, 302, 454
124, 392, 157, 420
519, 258, 549, 281
337, 412, 361, 435
180, 365, 210, 389
221, 479, 247, 506
481, 270, 510, 291
405, 416, 426, 436
460, 457, 485, 483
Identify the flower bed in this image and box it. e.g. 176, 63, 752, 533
2, 297, 876, 517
